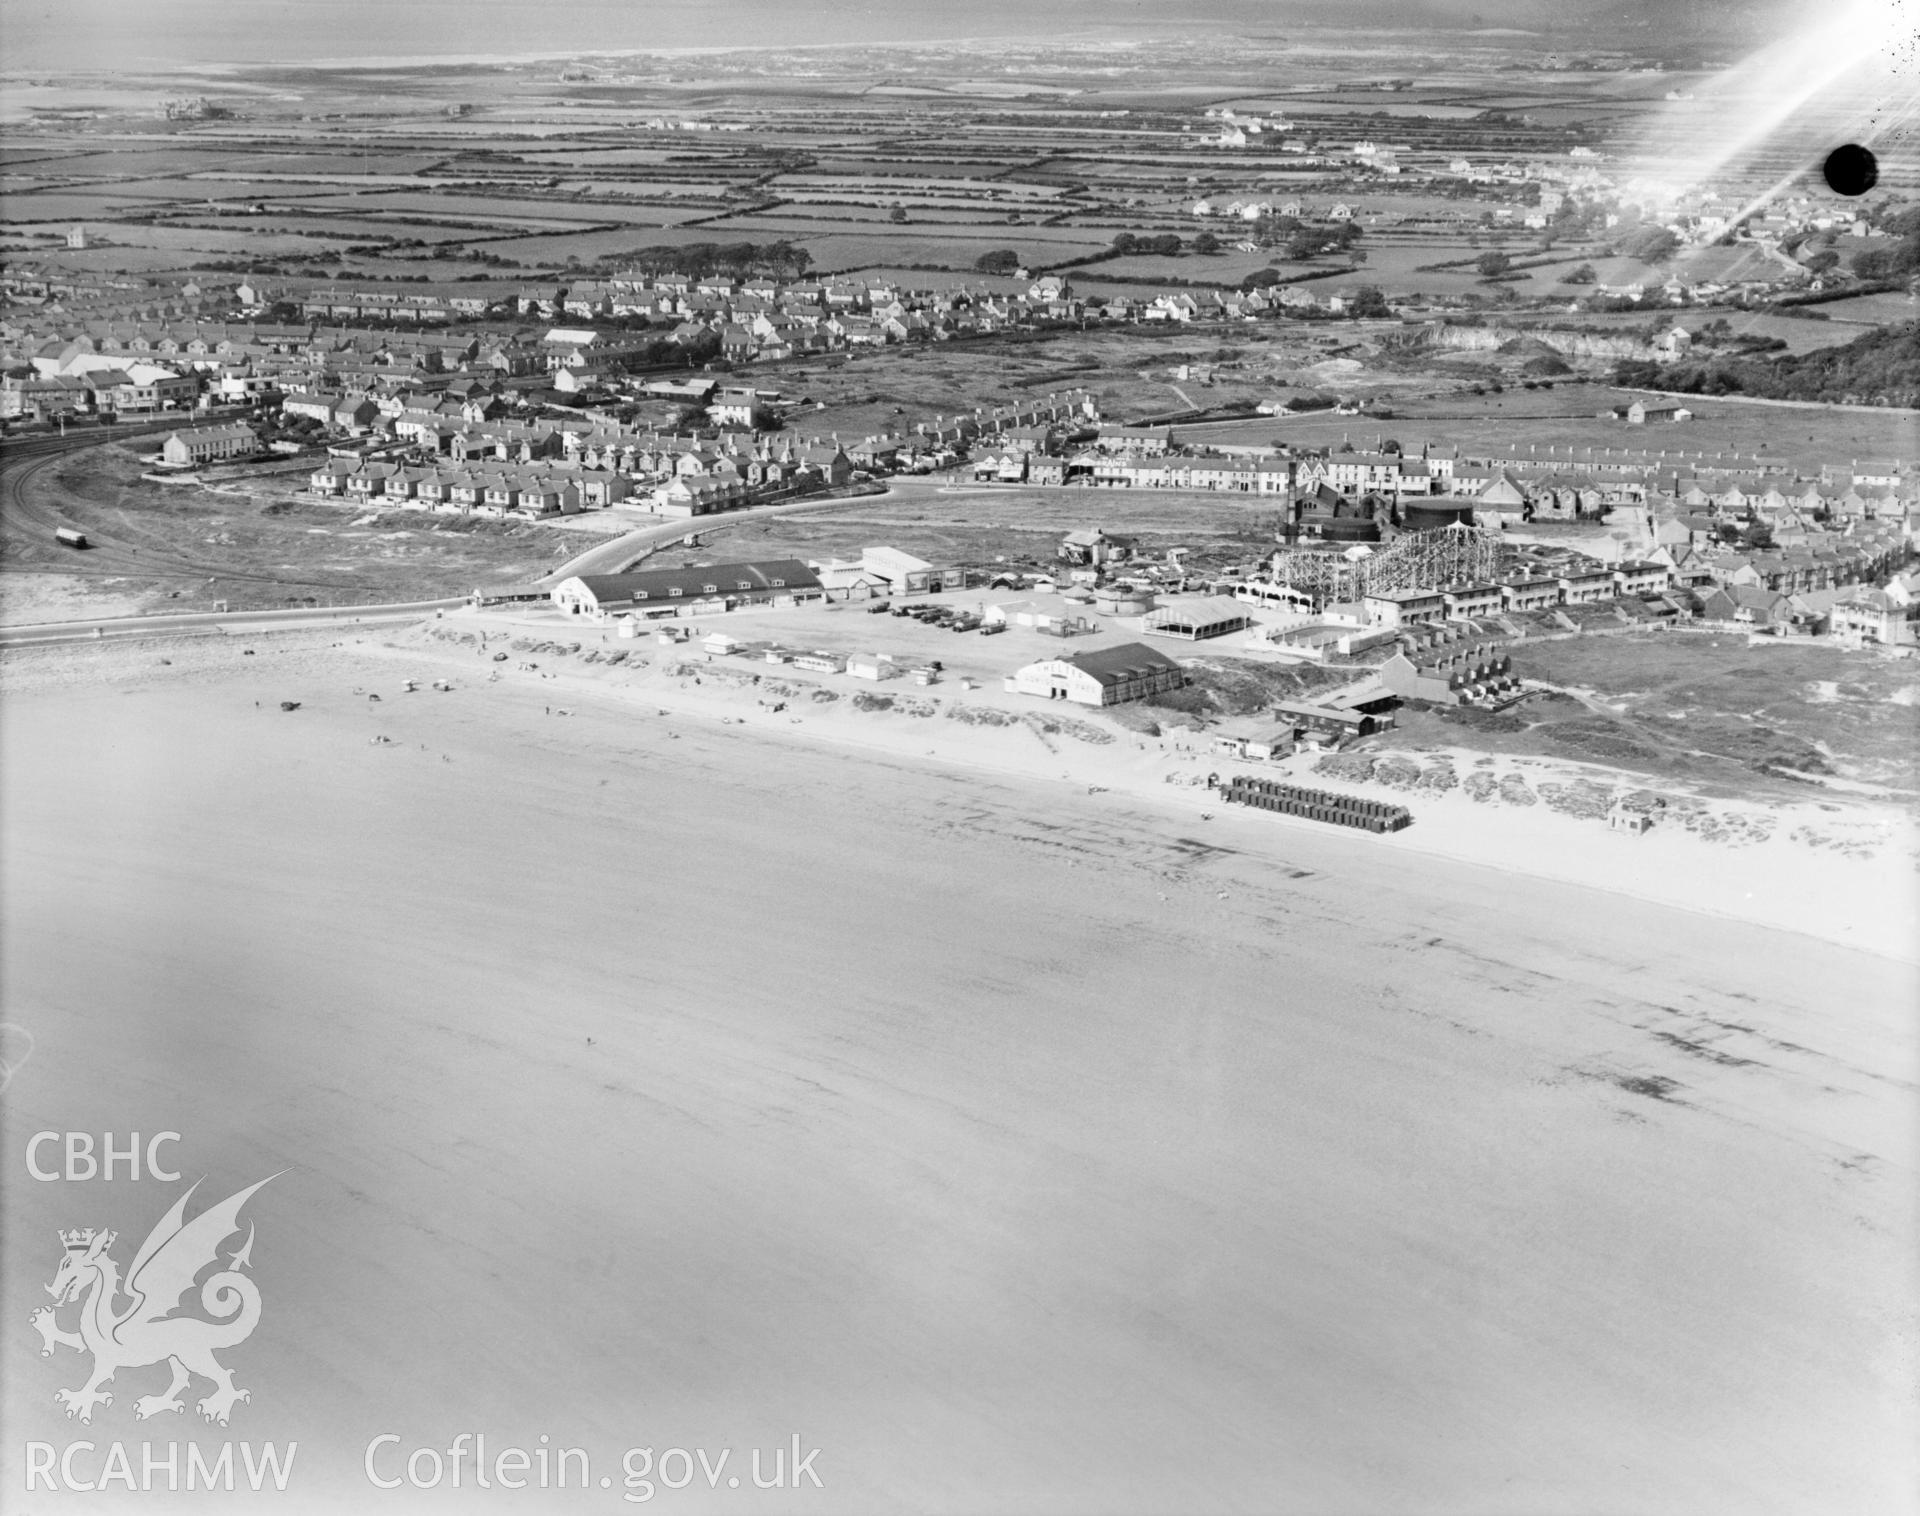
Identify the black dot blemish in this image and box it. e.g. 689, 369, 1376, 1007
1823, 143, 1879, 196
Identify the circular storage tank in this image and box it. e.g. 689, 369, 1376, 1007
1094, 585, 1157, 616
1400, 498, 1477, 532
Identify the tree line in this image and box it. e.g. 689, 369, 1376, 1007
1614, 321, 1920, 405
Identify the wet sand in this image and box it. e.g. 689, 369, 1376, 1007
3, 635, 1915, 1513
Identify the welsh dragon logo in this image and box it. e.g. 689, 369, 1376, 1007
30, 1175, 279, 1426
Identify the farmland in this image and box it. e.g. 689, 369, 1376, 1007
2, 24, 1914, 618
1181, 382, 1920, 476
1, 28, 1842, 289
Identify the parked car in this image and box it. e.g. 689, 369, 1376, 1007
979, 622, 1007, 635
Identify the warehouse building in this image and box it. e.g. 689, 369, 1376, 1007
1005, 641, 1186, 706
551, 559, 823, 619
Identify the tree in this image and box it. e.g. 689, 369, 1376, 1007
888, 206, 907, 224
1852, 224, 1920, 280
1111, 232, 1137, 254
1561, 262, 1596, 285
1475, 250, 1512, 277
1348, 286, 1391, 318
975, 249, 1020, 276
1621, 226, 1680, 265
1193, 231, 1220, 255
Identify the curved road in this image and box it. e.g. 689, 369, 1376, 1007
2, 426, 467, 645
1, 421, 367, 597
3, 436, 938, 644
537, 485, 906, 586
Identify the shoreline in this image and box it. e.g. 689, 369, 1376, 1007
4, 616, 1913, 1513
8, 618, 1911, 964
395, 618, 1920, 964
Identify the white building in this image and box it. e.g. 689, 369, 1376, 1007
161, 423, 258, 466
1003, 641, 1186, 706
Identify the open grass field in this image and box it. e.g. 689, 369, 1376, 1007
6, 230, 330, 264
1709, 311, 1886, 356
1181, 380, 1920, 474
783, 328, 1269, 436
1813, 291, 1920, 326
0, 191, 179, 220
648, 474, 1282, 577
163, 213, 482, 242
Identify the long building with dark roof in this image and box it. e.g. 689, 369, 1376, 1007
1004, 640, 1186, 706
551, 559, 823, 617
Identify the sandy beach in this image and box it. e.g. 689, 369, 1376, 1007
3, 626, 1915, 1513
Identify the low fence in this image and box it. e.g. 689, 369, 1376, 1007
1221, 775, 1412, 833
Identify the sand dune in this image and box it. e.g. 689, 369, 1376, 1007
2, 636, 1914, 1513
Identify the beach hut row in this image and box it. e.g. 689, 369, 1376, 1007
1222, 776, 1412, 834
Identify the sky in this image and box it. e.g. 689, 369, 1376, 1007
0, 0, 1815, 73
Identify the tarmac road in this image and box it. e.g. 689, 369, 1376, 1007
1, 420, 363, 598
538, 483, 909, 585
0, 597, 467, 647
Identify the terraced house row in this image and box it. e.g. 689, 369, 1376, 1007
306, 460, 605, 518
308, 432, 860, 519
